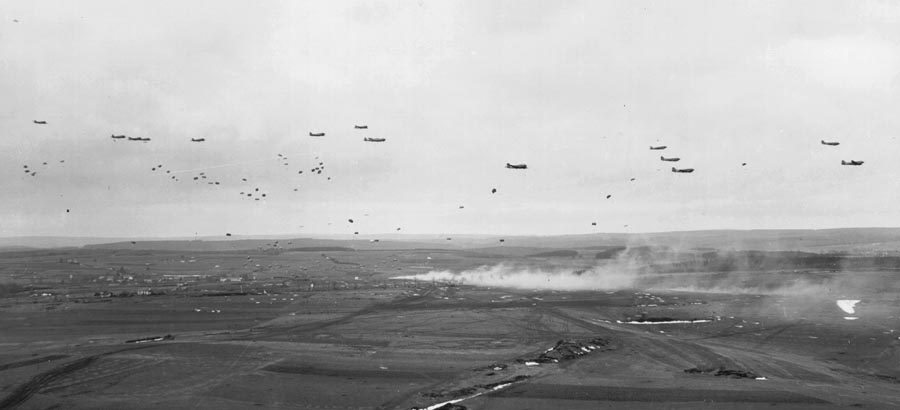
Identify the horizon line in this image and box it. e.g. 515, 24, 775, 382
2, 226, 900, 241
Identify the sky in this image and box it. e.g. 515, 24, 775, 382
2, 0, 900, 238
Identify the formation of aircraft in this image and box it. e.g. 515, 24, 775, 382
649, 142, 699, 174
99, 127, 378, 232
7, 13, 884, 242
21, 105, 875, 241
821, 139, 864, 166
22, 160, 66, 178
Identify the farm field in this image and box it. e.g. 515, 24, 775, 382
1, 241, 900, 409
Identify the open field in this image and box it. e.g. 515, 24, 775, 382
2, 237, 900, 409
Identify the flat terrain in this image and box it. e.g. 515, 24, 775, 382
1, 243, 899, 409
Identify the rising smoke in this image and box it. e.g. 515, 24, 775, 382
392, 246, 881, 297
393, 262, 637, 291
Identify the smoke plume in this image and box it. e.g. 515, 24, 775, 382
393, 262, 637, 291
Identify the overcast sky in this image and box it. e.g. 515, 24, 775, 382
3, 0, 900, 238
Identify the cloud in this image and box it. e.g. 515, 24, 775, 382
857, 1, 900, 23
766, 32, 900, 90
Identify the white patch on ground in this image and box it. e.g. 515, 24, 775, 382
844, 317, 859, 320
423, 397, 467, 410
422, 379, 516, 410
837, 300, 861, 314
616, 319, 712, 325
525, 361, 540, 366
